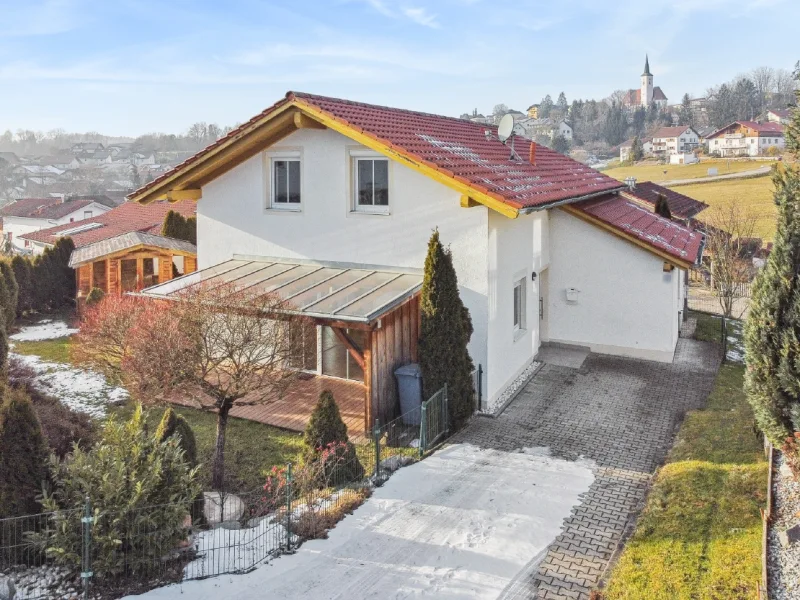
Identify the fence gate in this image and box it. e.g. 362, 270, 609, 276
419, 384, 448, 456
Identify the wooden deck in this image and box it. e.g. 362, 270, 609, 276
169, 374, 368, 439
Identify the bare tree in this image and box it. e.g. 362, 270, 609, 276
751, 66, 774, 105
701, 203, 758, 318
76, 285, 306, 490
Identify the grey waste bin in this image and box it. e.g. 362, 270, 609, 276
395, 363, 423, 426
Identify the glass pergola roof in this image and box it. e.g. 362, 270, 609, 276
141, 257, 423, 324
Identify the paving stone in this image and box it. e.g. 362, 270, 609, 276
453, 338, 721, 599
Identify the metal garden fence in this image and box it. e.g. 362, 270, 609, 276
0, 384, 457, 600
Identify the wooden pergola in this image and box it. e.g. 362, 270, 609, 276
69, 231, 197, 297
141, 256, 423, 432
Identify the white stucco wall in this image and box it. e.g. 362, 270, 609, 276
547, 210, 680, 362
197, 127, 490, 389
484, 210, 550, 404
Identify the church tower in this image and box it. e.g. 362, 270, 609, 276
641, 55, 654, 107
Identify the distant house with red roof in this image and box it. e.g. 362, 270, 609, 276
21, 200, 197, 297
126, 91, 703, 432
706, 121, 785, 157
0, 195, 115, 252
762, 109, 791, 125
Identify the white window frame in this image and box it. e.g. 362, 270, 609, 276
350, 149, 390, 215
267, 149, 302, 211
513, 277, 526, 338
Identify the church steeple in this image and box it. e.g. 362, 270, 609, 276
642, 54, 652, 77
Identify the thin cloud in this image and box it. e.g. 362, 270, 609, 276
402, 7, 440, 28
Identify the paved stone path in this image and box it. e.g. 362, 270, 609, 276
452, 338, 721, 599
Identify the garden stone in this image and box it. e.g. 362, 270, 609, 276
203, 491, 244, 526
380, 454, 414, 473
780, 461, 794, 479
0, 576, 16, 600
778, 523, 800, 548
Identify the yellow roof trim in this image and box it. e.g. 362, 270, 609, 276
560, 204, 693, 270
291, 99, 519, 219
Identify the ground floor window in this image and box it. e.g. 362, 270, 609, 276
120, 259, 137, 292
142, 258, 158, 288
321, 326, 365, 382
92, 260, 107, 293
513, 278, 526, 334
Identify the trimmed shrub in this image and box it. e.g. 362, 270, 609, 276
0, 385, 49, 518
0, 261, 18, 330
32, 237, 76, 311
0, 327, 7, 372
161, 211, 197, 245
0, 272, 9, 332
10, 255, 33, 316
155, 407, 198, 467
418, 230, 475, 430
85, 287, 105, 307
303, 391, 364, 484
35, 405, 201, 578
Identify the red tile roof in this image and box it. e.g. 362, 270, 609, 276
131, 91, 624, 211
571, 194, 703, 265
623, 87, 667, 105
624, 182, 708, 220
0, 197, 62, 218
20, 201, 196, 248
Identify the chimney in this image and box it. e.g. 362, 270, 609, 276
624, 176, 636, 191
529, 141, 536, 166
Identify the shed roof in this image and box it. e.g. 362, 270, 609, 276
141, 256, 423, 325
623, 181, 708, 220
566, 194, 704, 268
69, 232, 197, 267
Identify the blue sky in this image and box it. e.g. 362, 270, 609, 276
0, 0, 797, 136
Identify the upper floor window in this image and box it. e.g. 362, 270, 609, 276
353, 157, 389, 213
271, 157, 301, 209
84, 211, 93, 219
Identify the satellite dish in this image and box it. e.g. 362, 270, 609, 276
497, 114, 514, 142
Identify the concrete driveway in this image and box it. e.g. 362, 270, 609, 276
454, 338, 721, 599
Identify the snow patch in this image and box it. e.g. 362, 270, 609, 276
12, 353, 128, 418
126, 443, 595, 600
10, 320, 78, 341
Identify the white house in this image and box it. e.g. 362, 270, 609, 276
706, 121, 785, 157
130, 92, 703, 427
651, 126, 700, 156
619, 138, 653, 162
516, 118, 573, 141
0, 196, 115, 252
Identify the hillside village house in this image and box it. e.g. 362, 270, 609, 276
762, 109, 791, 125
651, 126, 700, 157
706, 121, 785, 157
21, 200, 197, 297
516, 118, 573, 142
619, 137, 654, 162
0, 196, 115, 252
125, 92, 704, 434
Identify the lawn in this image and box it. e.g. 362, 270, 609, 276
678, 176, 777, 241
602, 159, 766, 183
601, 323, 768, 599
12, 336, 74, 363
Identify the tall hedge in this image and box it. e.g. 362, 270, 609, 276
418, 230, 475, 430
11, 255, 34, 316
744, 64, 800, 446
0, 385, 49, 518
162, 210, 197, 245
31, 237, 76, 311
0, 261, 18, 330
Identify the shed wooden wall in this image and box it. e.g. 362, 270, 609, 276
368, 295, 420, 427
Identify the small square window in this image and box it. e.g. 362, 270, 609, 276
513, 278, 526, 334
271, 158, 301, 208
353, 158, 389, 212
83, 211, 92, 219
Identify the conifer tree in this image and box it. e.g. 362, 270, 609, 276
0, 386, 49, 518
631, 136, 644, 162
156, 407, 198, 467
10, 255, 31, 316
418, 230, 475, 429
303, 390, 363, 483
304, 390, 348, 452
0, 262, 18, 330
745, 64, 800, 446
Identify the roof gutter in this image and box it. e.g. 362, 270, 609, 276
517, 185, 627, 215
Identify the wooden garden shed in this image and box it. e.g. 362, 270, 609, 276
69, 231, 197, 297
141, 256, 422, 433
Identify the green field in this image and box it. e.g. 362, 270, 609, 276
603, 159, 766, 183
678, 177, 777, 240
602, 315, 767, 599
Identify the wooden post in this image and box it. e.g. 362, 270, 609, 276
159, 254, 174, 283
185, 256, 197, 274
87, 262, 94, 291
363, 343, 373, 433
108, 259, 119, 295
136, 258, 144, 290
